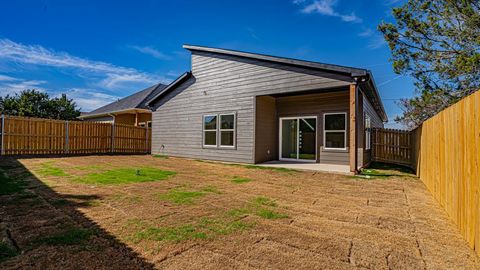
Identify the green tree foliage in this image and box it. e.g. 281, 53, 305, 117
379, 0, 480, 128
0, 89, 81, 120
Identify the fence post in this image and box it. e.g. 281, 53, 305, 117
1, 114, 4, 156
145, 126, 149, 154
111, 123, 115, 153
65, 120, 69, 154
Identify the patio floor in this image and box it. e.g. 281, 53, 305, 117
258, 160, 351, 174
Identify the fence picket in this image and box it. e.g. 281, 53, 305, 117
0, 116, 150, 156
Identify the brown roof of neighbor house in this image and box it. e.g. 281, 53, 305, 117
79, 83, 167, 119
147, 45, 387, 122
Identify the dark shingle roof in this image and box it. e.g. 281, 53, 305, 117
80, 83, 167, 118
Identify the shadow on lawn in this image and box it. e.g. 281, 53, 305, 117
0, 157, 155, 269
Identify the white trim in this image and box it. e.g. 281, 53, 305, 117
202, 114, 218, 147
323, 112, 347, 151
279, 116, 317, 162
219, 113, 236, 148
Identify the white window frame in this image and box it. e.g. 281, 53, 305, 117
323, 112, 347, 151
203, 114, 218, 148
219, 113, 236, 148
365, 113, 371, 150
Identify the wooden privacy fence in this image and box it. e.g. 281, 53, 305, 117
371, 128, 414, 167
0, 115, 151, 155
413, 90, 480, 256
371, 90, 480, 256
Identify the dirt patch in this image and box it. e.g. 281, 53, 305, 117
0, 155, 478, 269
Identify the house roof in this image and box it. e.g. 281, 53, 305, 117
80, 83, 167, 119
147, 45, 388, 122
146, 72, 192, 107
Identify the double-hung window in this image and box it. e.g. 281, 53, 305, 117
323, 113, 347, 150
219, 114, 235, 147
203, 115, 217, 147
365, 114, 371, 150
203, 113, 236, 148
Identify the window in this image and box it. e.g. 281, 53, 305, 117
219, 114, 235, 147
203, 115, 217, 147
323, 113, 347, 150
365, 114, 371, 150
147, 121, 152, 128
203, 113, 236, 148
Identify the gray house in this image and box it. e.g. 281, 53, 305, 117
147, 45, 386, 173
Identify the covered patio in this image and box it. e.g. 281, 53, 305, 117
258, 160, 351, 174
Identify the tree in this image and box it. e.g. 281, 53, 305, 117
379, 0, 480, 128
0, 89, 81, 120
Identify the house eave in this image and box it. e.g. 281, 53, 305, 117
78, 108, 151, 119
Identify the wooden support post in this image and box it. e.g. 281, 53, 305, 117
135, 112, 139, 126
349, 84, 358, 173
111, 122, 115, 153
145, 126, 149, 154
65, 121, 69, 154
1, 114, 4, 156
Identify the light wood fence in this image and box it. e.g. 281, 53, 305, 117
0, 115, 151, 155
412, 90, 480, 256
371, 128, 414, 167
371, 91, 480, 256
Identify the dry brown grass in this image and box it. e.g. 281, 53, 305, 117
0, 155, 479, 269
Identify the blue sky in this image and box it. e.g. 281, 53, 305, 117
0, 0, 412, 127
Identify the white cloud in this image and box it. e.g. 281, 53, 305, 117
0, 74, 19, 81
358, 28, 374, 37
0, 39, 167, 90
129, 45, 171, 60
0, 77, 47, 96
62, 88, 120, 111
367, 35, 387, 49
295, 0, 362, 23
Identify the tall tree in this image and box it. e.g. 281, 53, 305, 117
379, 0, 480, 128
0, 89, 81, 120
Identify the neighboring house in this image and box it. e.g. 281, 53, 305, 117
79, 83, 166, 127
146, 45, 387, 173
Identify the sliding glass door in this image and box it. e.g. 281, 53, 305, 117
280, 117, 317, 162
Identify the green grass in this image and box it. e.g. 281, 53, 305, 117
231, 176, 252, 184
158, 186, 219, 204
0, 169, 25, 195
132, 217, 253, 243
0, 242, 18, 262
72, 165, 105, 171
228, 196, 289, 220
159, 189, 205, 205
153, 154, 169, 159
252, 196, 278, 207
38, 227, 93, 246
38, 162, 69, 177
76, 167, 176, 185
255, 208, 289, 219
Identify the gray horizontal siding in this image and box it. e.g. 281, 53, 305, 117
362, 92, 384, 165
152, 51, 354, 164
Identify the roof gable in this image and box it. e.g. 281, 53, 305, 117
80, 83, 166, 118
